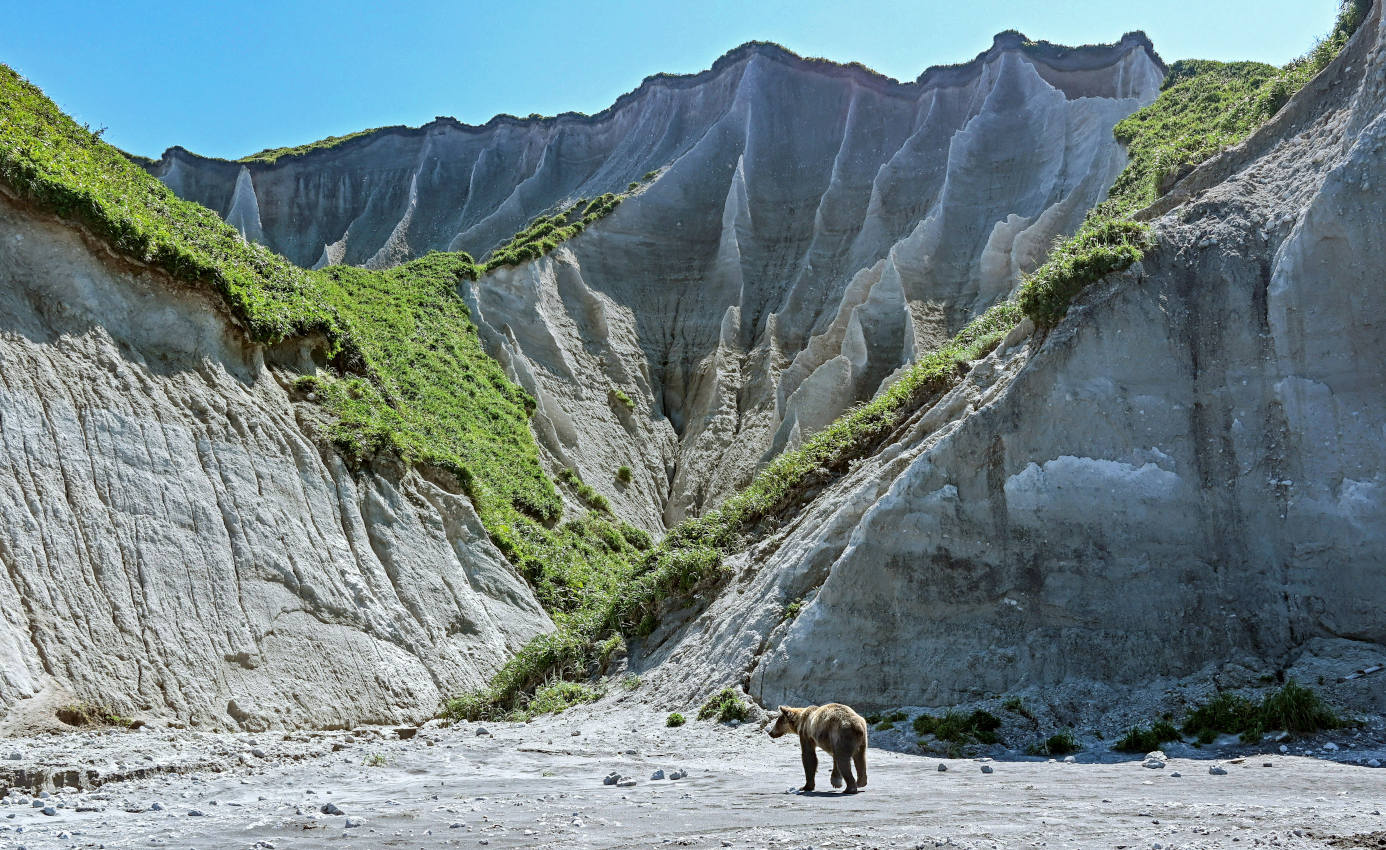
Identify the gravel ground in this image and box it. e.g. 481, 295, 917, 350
0, 704, 1382, 850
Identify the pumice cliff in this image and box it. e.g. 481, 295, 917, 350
0, 189, 552, 731
628, 5, 1386, 716
151, 34, 1166, 529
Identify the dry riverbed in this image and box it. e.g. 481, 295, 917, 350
0, 704, 1383, 850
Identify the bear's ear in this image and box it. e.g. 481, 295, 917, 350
778, 705, 791, 713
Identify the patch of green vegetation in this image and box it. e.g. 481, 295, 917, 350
1018, 204, 1154, 327
1021, 1, 1367, 330
1026, 730, 1080, 757
1181, 681, 1340, 744
238, 126, 392, 165
523, 681, 602, 717
1110, 0, 1366, 212
56, 702, 132, 728
0, 64, 340, 346
913, 709, 1003, 746
557, 468, 612, 513
1114, 720, 1182, 753
782, 599, 804, 621
697, 688, 751, 723
666, 712, 686, 728
621, 674, 641, 691
363, 753, 387, 767
1001, 697, 1035, 721
609, 387, 636, 411
616, 465, 634, 484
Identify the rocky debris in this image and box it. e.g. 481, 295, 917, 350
1209, 766, 1229, 776
980, 765, 994, 774
650, 769, 665, 780
1142, 752, 1168, 770
669, 769, 687, 780
321, 802, 344, 815
475, 727, 491, 737
603, 772, 621, 786
937, 764, 948, 772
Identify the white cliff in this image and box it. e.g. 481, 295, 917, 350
154, 35, 1165, 529
0, 191, 551, 730
630, 6, 1386, 715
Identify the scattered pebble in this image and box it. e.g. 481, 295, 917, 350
321, 803, 345, 816
1209, 766, 1229, 776
475, 727, 490, 737
937, 763, 948, 772
669, 769, 687, 780
651, 769, 665, 780
980, 765, 994, 774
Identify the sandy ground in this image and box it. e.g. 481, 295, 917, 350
0, 704, 1383, 850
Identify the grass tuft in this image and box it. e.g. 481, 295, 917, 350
697, 688, 751, 723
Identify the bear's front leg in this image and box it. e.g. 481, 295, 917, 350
799, 735, 817, 792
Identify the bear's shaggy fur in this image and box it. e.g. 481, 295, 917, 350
768, 703, 868, 793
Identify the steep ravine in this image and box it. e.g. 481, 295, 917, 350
153, 35, 1166, 529
629, 3, 1386, 717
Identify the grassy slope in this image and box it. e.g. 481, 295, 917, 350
0, 63, 653, 638
1019, 0, 1368, 327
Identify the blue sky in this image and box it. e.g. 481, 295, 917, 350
0, 0, 1343, 160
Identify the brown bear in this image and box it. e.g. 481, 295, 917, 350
768, 703, 868, 793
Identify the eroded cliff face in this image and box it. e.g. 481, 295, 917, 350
153, 35, 1165, 528
0, 192, 551, 731
632, 7, 1386, 714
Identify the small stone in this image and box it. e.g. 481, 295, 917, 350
1142, 751, 1168, 770
980, 765, 994, 774
1279, 745, 1289, 753
1263, 762, 1274, 768
937, 763, 948, 772
395, 727, 418, 740
345, 817, 363, 828
321, 803, 345, 816
150, 802, 164, 811
37, 792, 49, 799
1171, 771, 1182, 777
5, 752, 19, 761
1209, 766, 1228, 776
475, 727, 490, 737
40, 807, 56, 816
669, 769, 686, 780
450, 822, 464, 829
603, 772, 620, 786
617, 778, 637, 787
1324, 742, 1339, 751
188, 808, 205, 816
1367, 759, 1381, 768
571, 730, 581, 736
57, 832, 70, 840
1063, 756, 1077, 764
30, 800, 43, 808
250, 748, 266, 758
650, 769, 665, 780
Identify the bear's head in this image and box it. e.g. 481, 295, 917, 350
768, 706, 801, 738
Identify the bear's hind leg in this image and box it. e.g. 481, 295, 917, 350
854, 744, 868, 787
833, 742, 858, 794
830, 764, 843, 788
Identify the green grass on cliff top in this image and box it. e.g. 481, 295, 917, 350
1020, 0, 1368, 327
